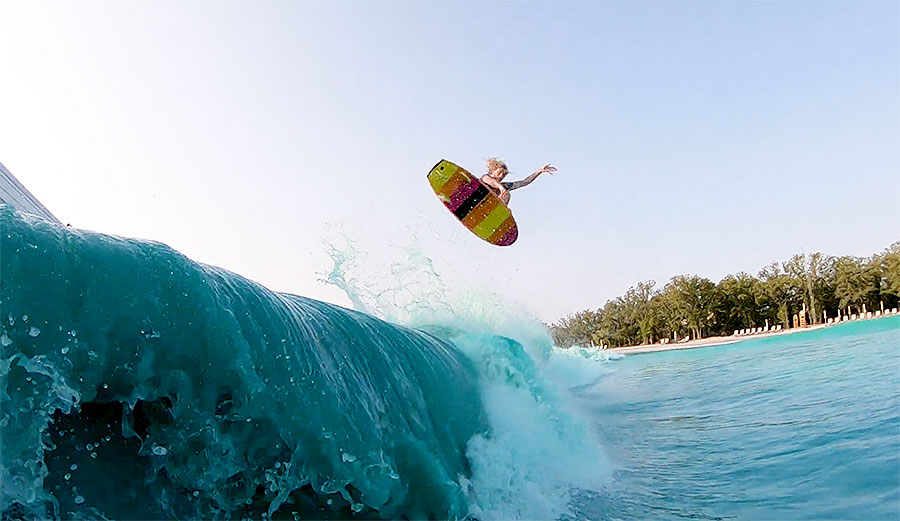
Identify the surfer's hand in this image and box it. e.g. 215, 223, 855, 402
539, 163, 557, 175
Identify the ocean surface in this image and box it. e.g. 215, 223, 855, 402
2, 204, 898, 520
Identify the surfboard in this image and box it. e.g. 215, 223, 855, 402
427, 159, 518, 246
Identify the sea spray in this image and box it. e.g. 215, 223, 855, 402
322, 234, 613, 519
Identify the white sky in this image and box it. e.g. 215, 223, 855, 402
2, 1, 898, 322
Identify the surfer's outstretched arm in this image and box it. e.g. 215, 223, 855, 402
505, 163, 557, 191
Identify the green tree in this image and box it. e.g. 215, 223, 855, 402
550, 309, 602, 348
662, 275, 718, 340
874, 242, 900, 307
758, 262, 804, 327
812, 254, 839, 321
598, 298, 632, 347
717, 272, 763, 331
623, 280, 658, 345
780, 253, 824, 324
834, 256, 880, 312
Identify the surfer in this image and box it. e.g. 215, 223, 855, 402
479, 158, 557, 205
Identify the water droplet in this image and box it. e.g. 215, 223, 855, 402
61, 347, 70, 354
0, 335, 11, 347
74, 495, 85, 504
90, 452, 97, 459
341, 452, 357, 463
86, 444, 93, 451
70, 464, 78, 471
21, 315, 28, 322
193, 490, 199, 497
28, 327, 40, 337
152, 445, 168, 456
64, 473, 71, 481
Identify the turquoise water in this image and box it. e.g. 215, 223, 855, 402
2, 204, 897, 520
0, 206, 607, 520
577, 316, 900, 521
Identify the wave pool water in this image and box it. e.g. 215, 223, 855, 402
577, 316, 900, 521
0, 205, 608, 520
3, 204, 896, 520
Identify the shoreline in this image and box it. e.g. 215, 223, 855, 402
608, 314, 896, 356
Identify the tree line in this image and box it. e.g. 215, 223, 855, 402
549, 242, 900, 349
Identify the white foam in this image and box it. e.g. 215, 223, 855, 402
321, 237, 613, 519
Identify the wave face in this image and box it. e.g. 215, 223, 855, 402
0, 206, 610, 520
0, 206, 489, 520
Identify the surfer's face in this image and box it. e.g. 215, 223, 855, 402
490, 165, 508, 180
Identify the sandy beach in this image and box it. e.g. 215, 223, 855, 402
610, 322, 839, 355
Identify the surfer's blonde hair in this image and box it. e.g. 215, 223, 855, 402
485, 158, 508, 173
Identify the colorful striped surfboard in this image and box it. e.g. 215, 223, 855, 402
427, 159, 518, 246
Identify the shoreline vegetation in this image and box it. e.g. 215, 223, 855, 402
550, 242, 900, 353
611, 312, 898, 355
